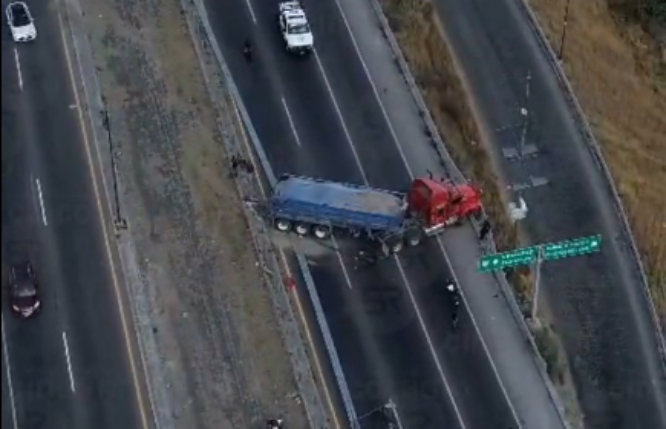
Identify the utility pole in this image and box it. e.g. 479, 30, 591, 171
558, 0, 573, 60
518, 71, 531, 158
100, 96, 127, 231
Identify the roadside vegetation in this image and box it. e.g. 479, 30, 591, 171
380, 0, 665, 327
376, 0, 666, 424
527, 0, 665, 326
378, 0, 535, 306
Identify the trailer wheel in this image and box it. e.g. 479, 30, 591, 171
406, 234, 421, 247
391, 241, 403, 253
275, 219, 292, 232
295, 223, 310, 236
313, 225, 331, 239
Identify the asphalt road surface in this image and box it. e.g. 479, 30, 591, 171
204, 0, 521, 428
1, 2, 147, 428
431, 0, 666, 428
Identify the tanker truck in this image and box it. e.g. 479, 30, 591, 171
268, 174, 483, 253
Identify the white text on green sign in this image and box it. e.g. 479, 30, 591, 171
478, 247, 538, 272
543, 235, 602, 261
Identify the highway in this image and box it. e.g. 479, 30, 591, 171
1, 1, 148, 428
204, 0, 523, 428
431, 0, 666, 428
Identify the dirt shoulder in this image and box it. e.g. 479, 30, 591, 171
76, 0, 311, 427
526, 0, 665, 323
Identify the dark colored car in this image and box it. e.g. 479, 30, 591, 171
9, 261, 41, 318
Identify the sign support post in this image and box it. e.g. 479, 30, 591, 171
531, 246, 544, 320
478, 235, 602, 320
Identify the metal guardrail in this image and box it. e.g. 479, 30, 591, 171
179, 0, 361, 428
364, 0, 572, 426
512, 0, 665, 363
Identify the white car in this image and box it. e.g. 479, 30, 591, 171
6, 2, 36, 42
278, 1, 313, 55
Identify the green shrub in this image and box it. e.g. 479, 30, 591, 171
535, 324, 565, 384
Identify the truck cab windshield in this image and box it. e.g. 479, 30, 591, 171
288, 23, 309, 35
12, 6, 30, 26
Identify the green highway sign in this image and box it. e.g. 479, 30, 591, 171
478, 246, 538, 273
543, 234, 602, 261
478, 234, 603, 273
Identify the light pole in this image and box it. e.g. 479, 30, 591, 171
518, 71, 531, 156
100, 96, 127, 231
558, 0, 573, 60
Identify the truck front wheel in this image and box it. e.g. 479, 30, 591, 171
313, 225, 331, 239
275, 219, 292, 232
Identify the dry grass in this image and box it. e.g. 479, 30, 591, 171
380, 0, 535, 301
381, 0, 665, 322
527, 0, 666, 326
77, 0, 311, 426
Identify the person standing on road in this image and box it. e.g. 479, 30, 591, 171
479, 219, 491, 241
267, 419, 284, 429
243, 38, 253, 62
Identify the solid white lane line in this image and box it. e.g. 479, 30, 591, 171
312, 51, 468, 423
243, 0, 257, 24
328, 2, 523, 426
435, 237, 522, 423
393, 257, 468, 428
1, 315, 19, 429
281, 97, 303, 147
313, 51, 369, 184
13, 48, 23, 91
62, 332, 76, 393
313, 44, 471, 427
35, 178, 48, 226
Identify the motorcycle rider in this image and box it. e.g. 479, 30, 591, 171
445, 281, 461, 327
243, 38, 253, 62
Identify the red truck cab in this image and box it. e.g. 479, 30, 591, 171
407, 177, 482, 234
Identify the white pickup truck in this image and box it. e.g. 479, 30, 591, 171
278, 1, 313, 55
